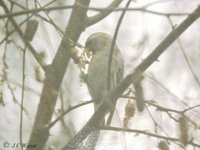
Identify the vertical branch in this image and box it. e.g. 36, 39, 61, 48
106, 0, 132, 125
20, 46, 26, 150
27, 0, 90, 149
20, 1, 29, 149
107, 0, 132, 90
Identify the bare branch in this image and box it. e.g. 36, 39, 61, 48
47, 100, 93, 129
86, 0, 123, 27
27, 0, 90, 149
101, 126, 200, 148
103, 126, 179, 141
0, 2, 45, 70
0, 5, 189, 19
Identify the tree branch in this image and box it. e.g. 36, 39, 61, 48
47, 100, 93, 129
86, 0, 123, 27
62, 6, 200, 149
0, 4, 189, 20
103, 126, 179, 141
26, 0, 90, 149
0, 2, 45, 69
101, 126, 200, 148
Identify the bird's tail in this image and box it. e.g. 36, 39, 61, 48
85, 129, 100, 150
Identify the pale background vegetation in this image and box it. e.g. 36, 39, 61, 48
0, 0, 200, 150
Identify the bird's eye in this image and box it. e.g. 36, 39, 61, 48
85, 39, 92, 47
85, 39, 95, 52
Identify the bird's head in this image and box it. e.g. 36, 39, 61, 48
85, 32, 112, 54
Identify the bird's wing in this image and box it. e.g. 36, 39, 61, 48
111, 47, 124, 88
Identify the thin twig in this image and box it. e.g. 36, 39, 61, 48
1, 2, 45, 70
47, 100, 93, 129
107, 0, 132, 90
106, 0, 132, 126
182, 104, 200, 113
0, 15, 33, 46
146, 106, 170, 136
103, 126, 179, 141
147, 101, 182, 114
0, 5, 190, 19
86, 0, 123, 26
19, 46, 26, 150
101, 126, 200, 148
19, 1, 29, 149
167, 17, 200, 89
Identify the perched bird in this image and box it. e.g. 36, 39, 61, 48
85, 32, 124, 149
86, 32, 124, 110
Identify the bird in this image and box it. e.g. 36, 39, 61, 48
85, 32, 124, 149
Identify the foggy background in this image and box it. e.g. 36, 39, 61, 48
0, 0, 200, 149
